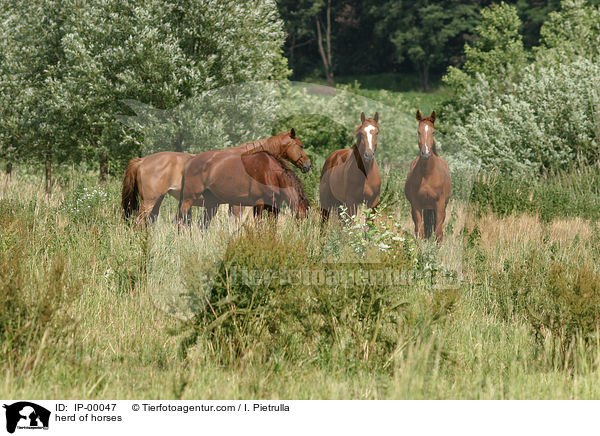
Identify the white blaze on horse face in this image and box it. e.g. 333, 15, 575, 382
423, 125, 430, 154
364, 125, 376, 150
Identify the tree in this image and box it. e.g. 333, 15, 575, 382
375, 1, 485, 90
0, 0, 289, 184
0, 0, 79, 192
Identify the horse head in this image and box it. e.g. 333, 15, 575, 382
279, 128, 312, 173
416, 110, 437, 160
356, 112, 380, 163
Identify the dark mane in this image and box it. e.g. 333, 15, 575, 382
238, 131, 292, 155
419, 116, 436, 123
262, 151, 310, 210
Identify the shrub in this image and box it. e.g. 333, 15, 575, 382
443, 1, 600, 176
0, 209, 81, 377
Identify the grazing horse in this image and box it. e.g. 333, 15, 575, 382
320, 112, 381, 221
121, 129, 311, 224
404, 110, 452, 243
177, 150, 309, 227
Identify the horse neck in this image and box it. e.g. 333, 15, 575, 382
243, 137, 273, 154
351, 144, 375, 176
416, 154, 438, 175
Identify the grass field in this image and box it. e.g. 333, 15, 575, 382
2, 162, 600, 399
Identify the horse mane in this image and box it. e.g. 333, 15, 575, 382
240, 132, 287, 155
261, 151, 310, 210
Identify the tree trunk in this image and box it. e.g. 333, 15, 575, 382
100, 153, 108, 182
5, 162, 12, 179
45, 154, 52, 194
316, 0, 334, 86
173, 129, 184, 152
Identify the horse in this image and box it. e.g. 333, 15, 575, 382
404, 110, 452, 243
177, 150, 310, 227
121, 129, 311, 224
319, 112, 381, 221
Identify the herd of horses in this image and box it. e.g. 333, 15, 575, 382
121, 110, 452, 242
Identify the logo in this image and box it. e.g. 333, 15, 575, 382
3, 402, 50, 434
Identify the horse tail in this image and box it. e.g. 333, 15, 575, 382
121, 157, 143, 219
423, 209, 436, 239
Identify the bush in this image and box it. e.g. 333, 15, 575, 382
0, 208, 81, 377
470, 165, 600, 221
451, 59, 600, 175
177, 220, 454, 372
443, 1, 600, 176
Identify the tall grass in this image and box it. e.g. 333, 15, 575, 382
2, 167, 600, 399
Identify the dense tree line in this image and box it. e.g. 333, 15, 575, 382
0, 0, 288, 189
277, 0, 599, 89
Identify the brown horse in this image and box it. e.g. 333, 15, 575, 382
121, 129, 311, 224
320, 112, 381, 221
177, 150, 309, 226
404, 110, 452, 243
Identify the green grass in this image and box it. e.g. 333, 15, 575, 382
2, 165, 600, 399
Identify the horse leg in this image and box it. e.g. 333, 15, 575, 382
435, 202, 447, 244
200, 192, 219, 228
229, 204, 243, 220
411, 206, 424, 238
202, 204, 218, 228
253, 203, 265, 220
136, 198, 157, 226
147, 195, 165, 225
177, 198, 193, 225
268, 205, 279, 219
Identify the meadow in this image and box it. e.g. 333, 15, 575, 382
2, 152, 600, 399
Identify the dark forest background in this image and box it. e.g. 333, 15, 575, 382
277, 0, 598, 89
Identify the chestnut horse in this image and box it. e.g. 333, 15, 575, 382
320, 112, 381, 221
121, 129, 311, 224
404, 110, 452, 243
177, 150, 309, 226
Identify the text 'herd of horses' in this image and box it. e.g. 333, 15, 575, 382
121, 110, 452, 242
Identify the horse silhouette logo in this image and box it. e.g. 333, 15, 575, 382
3, 402, 50, 433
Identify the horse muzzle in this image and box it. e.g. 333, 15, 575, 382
301, 162, 312, 173
420, 152, 431, 160
363, 152, 375, 162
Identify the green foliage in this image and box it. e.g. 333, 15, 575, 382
443, 1, 600, 175
0, 0, 289, 176
543, 263, 600, 343
60, 185, 111, 221
0, 207, 81, 378
375, 0, 484, 89
537, 0, 600, 64
443, 2, 527, 121
178, 222, 448, 372
450, 59, 600, 174
273, 114, 352, 157
470, 165, 600, 221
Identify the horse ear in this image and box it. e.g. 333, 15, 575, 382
416, 110, 422, 121
361, 112, 366, 123
290, 128, 296, 138
373, 112, 379, 123
430, 111, 436, 123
